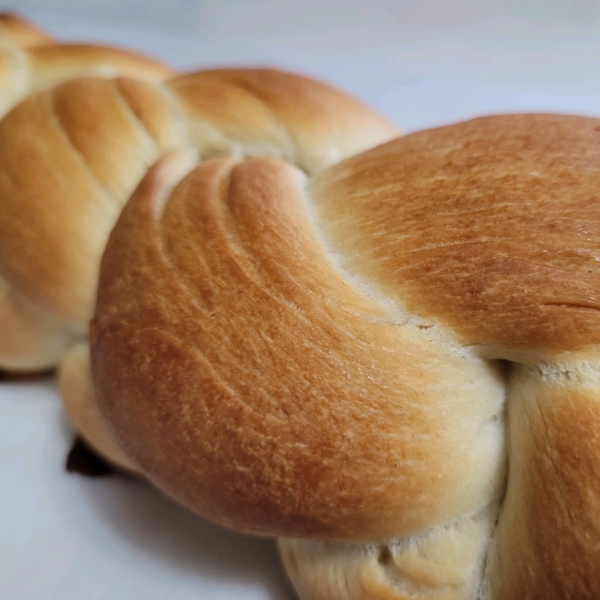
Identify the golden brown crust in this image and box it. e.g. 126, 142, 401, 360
0, 13, 54, 47
310, 114, 600, 355
92, 154, 505, 539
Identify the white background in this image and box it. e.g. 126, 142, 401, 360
2, 1, 600, 599
3, 0, 600, 131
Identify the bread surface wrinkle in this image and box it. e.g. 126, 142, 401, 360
50, 77, 185, 199
310, 113, 600, 356
92, 154, 506, 540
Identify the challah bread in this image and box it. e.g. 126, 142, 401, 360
0, 67, 397, 373
90, 113, 600, 599
0, 13, 54, 48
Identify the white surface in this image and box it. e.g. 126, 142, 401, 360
2, 3, 600, 599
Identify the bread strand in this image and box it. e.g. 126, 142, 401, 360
92, 152, 503, 598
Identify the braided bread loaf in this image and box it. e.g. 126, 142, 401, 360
89, 113, 600, 599
0, 68, 397, 375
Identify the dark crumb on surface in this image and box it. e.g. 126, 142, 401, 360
0, 368, 54, 381
66, 437, 115, 477
378, 545, 392, 565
